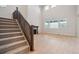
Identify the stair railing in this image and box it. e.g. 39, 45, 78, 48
13, 7, 34, 51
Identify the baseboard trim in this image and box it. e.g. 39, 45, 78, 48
39, 32, 77, 38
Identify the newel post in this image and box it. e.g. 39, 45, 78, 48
16, 7, 18, 11
16, 7, 19, 19
30, 25, 34, 51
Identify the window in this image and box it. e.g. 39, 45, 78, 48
45, 20, 59, 29
44, 18, 67, 29
59, 20, 67, 28
49, 22, 59, 28
59, 20, 67, 24
44, 21, 49, 28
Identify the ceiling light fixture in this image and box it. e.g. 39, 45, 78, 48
45, 6, 49, 10
51, 5, 56, 8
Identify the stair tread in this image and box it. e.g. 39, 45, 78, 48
0, 23, 17, 25
0, 32, 23, 39
0, 40, 27, 50
0, 18, 14, 20
5, 45, 29, 54
0, 19, 16, 22
0, 20, 16, 23
0, 40, 28, 53
0, 25, 18, 26
0, 35, 24, 41
0, 28, 19, 29
0, 21, 17, 23
0, 25, 19, 28
0, 30, 21, 33
0, 32, 21, 35
0, 28, 19, 30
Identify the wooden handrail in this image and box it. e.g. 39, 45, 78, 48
13, 7, 34, 51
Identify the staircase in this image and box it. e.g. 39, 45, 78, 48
0, 18, 30, 54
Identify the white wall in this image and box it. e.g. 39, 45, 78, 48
0, 5, 27, 19
26, 5, 41, 33
42, 5, 77, 36
0, 5, 15, 18
77, 17, 79, 37
76, 6, 79, 37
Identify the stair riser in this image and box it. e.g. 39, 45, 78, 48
0, 37, 25, 45
0, 23, 17, 25
0, 25, 19, 28
0, 19, 16, 21
0, 18, 14, 20
0, 42, 27, 53
0, 27, 19, 29
16, 47, 29, 54
0, 19, 16, 22
0, 30, 21, 33
0, 33, 23, 39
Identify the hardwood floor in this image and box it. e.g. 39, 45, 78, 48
30, 34, 79, 54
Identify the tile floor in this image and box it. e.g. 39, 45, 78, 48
30, 34, 79, 54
